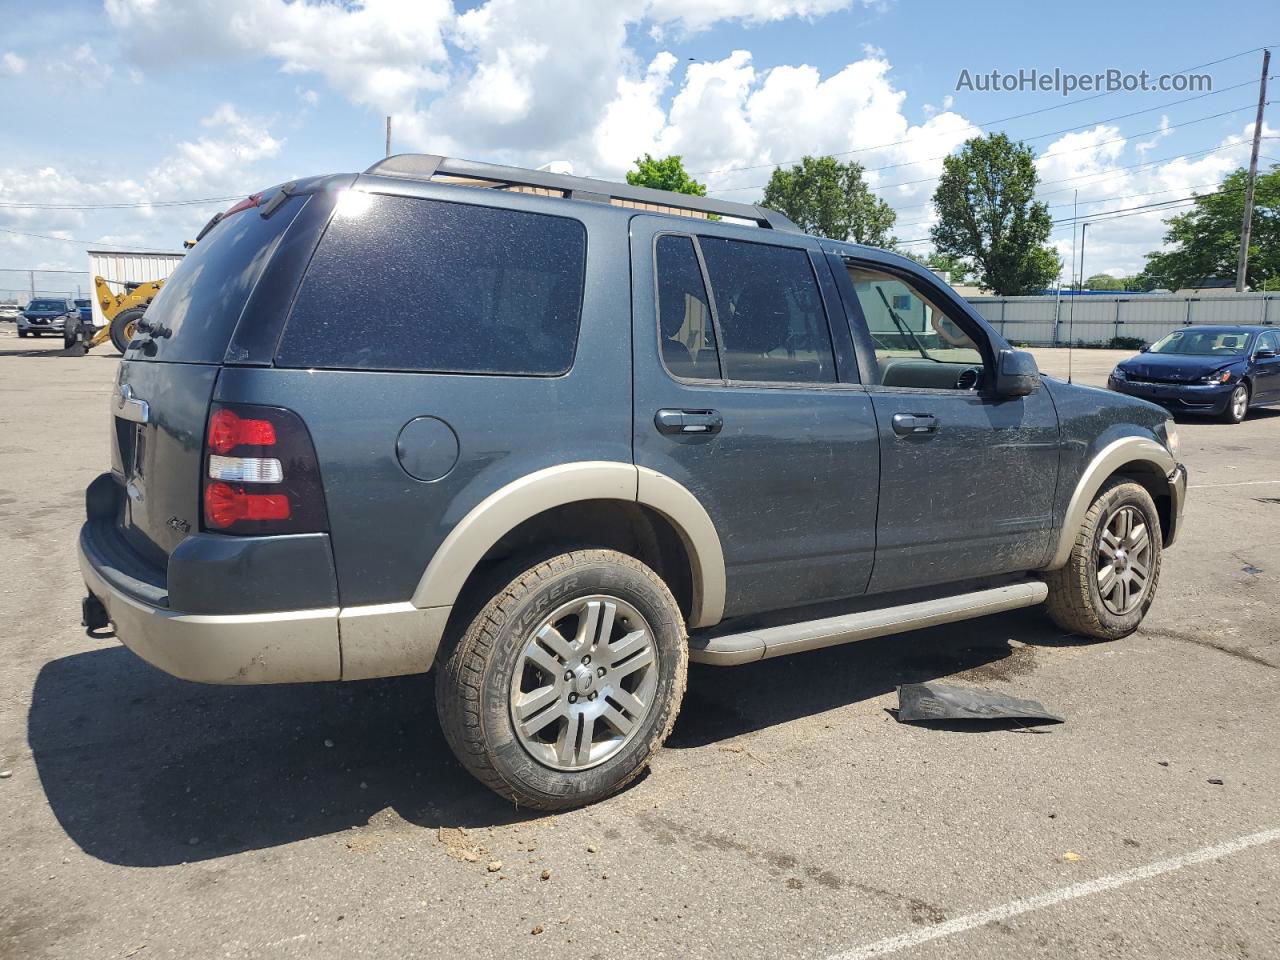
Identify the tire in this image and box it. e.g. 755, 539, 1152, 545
436, 549, 688, 810
63, 325, 77, 349
109, 307, 145, 354
17, 329, 27, 338
1044, 478, 1162, 640
1221, 382, 1249, 424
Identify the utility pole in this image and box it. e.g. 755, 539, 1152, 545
385, 116, 392, 158
1235, 48, 1270, 292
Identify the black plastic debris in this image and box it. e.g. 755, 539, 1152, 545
897, 682, 1063, 726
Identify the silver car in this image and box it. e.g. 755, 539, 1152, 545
17, 298, 76, 338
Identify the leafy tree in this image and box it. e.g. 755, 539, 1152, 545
1135, 165, 1280, 291
1085, 273, 1125, 290
930, 133, 1060, 295
762, 155, 896, 245
626, 154, 708, 196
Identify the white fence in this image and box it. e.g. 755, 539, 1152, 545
967, 293, 1280, 347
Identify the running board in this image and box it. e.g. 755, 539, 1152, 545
687, 580, 1049, 666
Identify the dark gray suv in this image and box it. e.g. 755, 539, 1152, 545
78, 155, 1186, 809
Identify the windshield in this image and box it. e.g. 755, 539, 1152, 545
27, 300, 67, 311
1148, 329, 1253, 357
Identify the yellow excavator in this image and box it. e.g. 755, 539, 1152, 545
79, 276, 165, 353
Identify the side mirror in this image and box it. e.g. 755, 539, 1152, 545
1138, 343, 1150, 353
994, 348, 1040, 398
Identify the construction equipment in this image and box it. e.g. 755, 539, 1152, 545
81, 276, 165, 353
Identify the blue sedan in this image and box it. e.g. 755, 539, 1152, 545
1108, 325, 1280, 423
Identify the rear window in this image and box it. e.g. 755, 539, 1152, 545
126, 196, 305, 363
275, 194, 586, 375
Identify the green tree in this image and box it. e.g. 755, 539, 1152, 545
1136, 165, 1280, 291
626, 154, 708, 196
930, 133, 1060, 295
1085, 273, 1125, 290
761, 155, 896, 245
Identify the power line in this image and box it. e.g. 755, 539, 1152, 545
0, 225, 182, 252
893, 181, 1254, 246
0, 195, 240, 211
709, 102, 1270, 195
692, 43, 1280, 181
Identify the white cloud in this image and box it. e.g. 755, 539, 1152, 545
105, 0, 454, 111
2, 52, 26, 75
646, 0, 859, 33
0, 103, 284, 269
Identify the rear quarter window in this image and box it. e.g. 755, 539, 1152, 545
274, 194, 586, 375
126, 195, 306, 364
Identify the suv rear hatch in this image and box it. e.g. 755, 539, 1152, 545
109, 189, 314, 575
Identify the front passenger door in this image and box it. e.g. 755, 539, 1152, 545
1253, 331, 1280, 402
834, 259, 1062, 594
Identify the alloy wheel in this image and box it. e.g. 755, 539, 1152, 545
1231, 385, 1248, 421
509, 595, 660, 770
1096, 505, 1153, 616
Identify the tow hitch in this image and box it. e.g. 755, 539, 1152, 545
81, 593, 109, 632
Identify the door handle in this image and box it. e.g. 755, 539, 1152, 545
891, 413, 938, 436
655, 409, 723, 436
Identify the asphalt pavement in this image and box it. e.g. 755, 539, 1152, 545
1, 332, 1276, 959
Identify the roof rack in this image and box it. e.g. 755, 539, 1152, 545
363, 154, 801, 233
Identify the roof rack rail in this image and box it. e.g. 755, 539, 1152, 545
362, 154, 802, 233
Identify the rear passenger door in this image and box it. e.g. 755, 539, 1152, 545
630, 217, 880, 621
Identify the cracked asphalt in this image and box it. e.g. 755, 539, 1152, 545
1, 333, 1276, 959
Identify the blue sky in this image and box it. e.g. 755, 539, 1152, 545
1, 0, 1276, 293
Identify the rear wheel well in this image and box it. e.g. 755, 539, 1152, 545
445, 500, 695, 637
1111, 461, 1173, 545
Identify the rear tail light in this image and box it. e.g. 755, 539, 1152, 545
201, 402, 328, 535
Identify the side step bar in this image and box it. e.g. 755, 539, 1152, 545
688, 580, 1049, 666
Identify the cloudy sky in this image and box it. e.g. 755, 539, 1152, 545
1, 0, 1276, 296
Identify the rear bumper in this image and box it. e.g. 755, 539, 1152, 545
78, 498, 450, 684
79, 527, 342, 684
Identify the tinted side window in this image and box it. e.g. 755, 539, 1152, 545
698, 237, 835, 383
1258, 331, 1280, 353
655, 234, 720, 380
277, 195, 586, 375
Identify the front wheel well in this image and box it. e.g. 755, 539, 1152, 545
446, 499, 695, 632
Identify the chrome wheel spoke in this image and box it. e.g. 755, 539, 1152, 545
514, 684, 560, 722
1098, 533, 1119, 559
524, 640, 562, 678
535, 624, 575, 664
614, 644, 655, 680
520, 702, 565, 739
1097, 564, 1117, 594
605, 628, 648, 667
1129, 558, 1149, 583
608, 686, 647, 718
599, 703, 636, 737
1128, 523, 1149, 555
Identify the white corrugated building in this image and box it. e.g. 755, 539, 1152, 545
86, 249, 185, 329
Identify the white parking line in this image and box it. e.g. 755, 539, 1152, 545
1189, 480, 1280, 489
826, 827, 1280, 960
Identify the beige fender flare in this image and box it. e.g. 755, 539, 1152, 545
410, 461, 727, 629
1044, 435, 1177, 571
